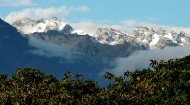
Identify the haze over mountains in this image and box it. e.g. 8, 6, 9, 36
1, 17, 190, 83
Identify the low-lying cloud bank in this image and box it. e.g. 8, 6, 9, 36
28, 36, 81, 60
108, 45, 190, 75
27, 36, 190, 77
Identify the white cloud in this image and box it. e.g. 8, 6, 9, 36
148, 17, 157, 21
108, 45, 190, 75
28, 36, 81, 60
70, 19, 190, 35
73, 6, 89, 12
0, 0, 32, 6
123, 20, 138, 28
70, 21, 103, 34
4, 6, 190, 35
123, 20, 190, 34
5, 6, 89, 24
70, 21, 127, 35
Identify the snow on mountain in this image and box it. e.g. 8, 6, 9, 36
134, 27, 190, 48
94, 28, 129, 45
71, 29, 89, 35
12, 17, 87, 35
149, 34, 159, 47
12, 17, 190, 49
95, 26, 190, 49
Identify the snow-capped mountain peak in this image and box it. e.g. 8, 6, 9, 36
36, 17, 67, 32
12, 17, 88, 35
13, 17, 68, 34
93, 26, 190, 49
131, 27, 190, 48
94, 28, 128, 45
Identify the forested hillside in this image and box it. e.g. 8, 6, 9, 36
1, 55, 190, 104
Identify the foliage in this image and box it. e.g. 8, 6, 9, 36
1, 55, 190, 104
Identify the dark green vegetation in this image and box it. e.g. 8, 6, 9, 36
1, 55, 190, 105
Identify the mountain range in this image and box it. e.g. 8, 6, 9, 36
1, 17, 190, 84
13, 17, 190, 49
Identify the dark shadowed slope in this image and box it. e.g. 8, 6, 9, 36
0, 18, 32, 71
0, 18, 141, 84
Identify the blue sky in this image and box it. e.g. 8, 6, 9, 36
0, 0, 190, 33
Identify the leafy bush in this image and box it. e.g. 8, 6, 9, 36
1, 55, 190, 104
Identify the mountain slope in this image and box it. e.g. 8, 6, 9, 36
0, 18, 32, 70
0, 18, 142, 84
29, 30, 142, 72
0, 18, 83, 78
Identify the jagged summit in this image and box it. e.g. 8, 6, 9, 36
12, 17, 87, 35
13, 17, 67, 34
93, 26, 190, 48
94, 28, 129, 45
